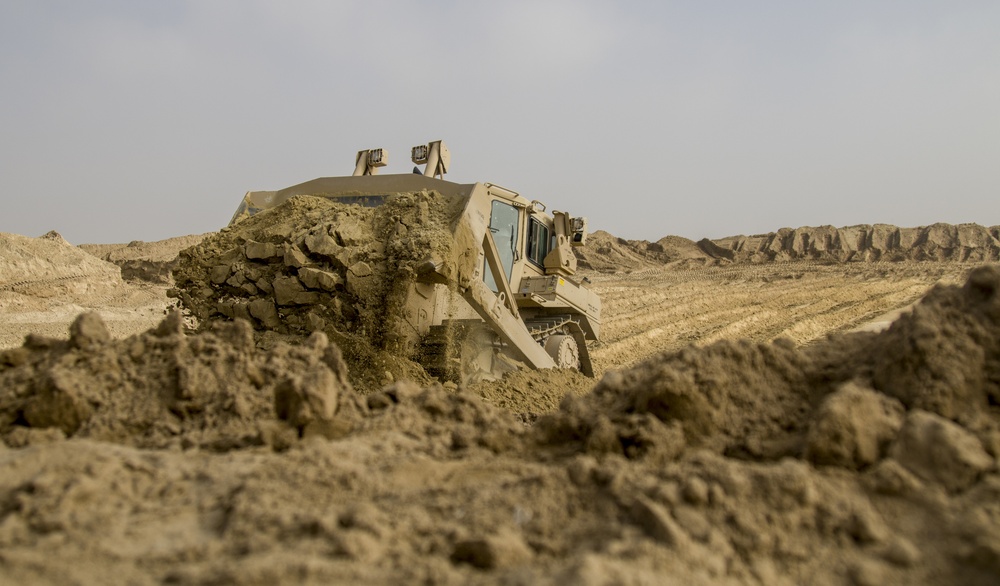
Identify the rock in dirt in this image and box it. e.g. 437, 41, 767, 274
451, 529, 534, 569
889, 410, 995, 493
68, 311, 111, 350
272, 332, 353, 437
631, 495, 693, 549
805, 381, 904, 469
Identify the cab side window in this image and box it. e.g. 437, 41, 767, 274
526, 218, 551, 267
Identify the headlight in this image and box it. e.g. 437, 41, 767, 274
411, 144, 429, 164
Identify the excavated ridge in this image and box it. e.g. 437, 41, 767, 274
705, 223, 1000, 263
577, 223, 1000, 272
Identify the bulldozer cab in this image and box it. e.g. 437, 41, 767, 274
481, 187, 588, 292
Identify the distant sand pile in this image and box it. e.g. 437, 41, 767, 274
576, 230, 712, 272
0, 231, 124, 311
80, 233, 210, 283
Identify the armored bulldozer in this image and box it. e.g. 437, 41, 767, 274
222, 140, 601, 382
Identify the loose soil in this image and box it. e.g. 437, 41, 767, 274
0, 224, 998, 585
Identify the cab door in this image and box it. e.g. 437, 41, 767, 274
484, 198, 521, 292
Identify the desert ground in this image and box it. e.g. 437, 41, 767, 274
1, 215, 999, 585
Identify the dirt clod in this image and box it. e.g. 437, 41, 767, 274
889, 409, 995, 493
805, 381, 904, 469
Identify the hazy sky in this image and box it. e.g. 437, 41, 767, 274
2, 1, 998, 244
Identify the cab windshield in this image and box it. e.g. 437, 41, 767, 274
485, 200, 519, 291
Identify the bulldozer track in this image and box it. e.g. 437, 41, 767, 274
0, 273, 166, 308
524, 315, 580, 341
0, 273, 93, 292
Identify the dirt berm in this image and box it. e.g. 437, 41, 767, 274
1, 263, 999, 583
703, 223, 1000, 263
576, 223, 1000, 272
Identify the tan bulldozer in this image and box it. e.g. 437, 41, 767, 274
213, 140, 601, 383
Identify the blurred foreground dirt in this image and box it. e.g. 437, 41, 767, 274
1, 228, 998, 585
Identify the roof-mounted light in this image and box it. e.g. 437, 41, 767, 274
353, 147, 387, 176
411, 144, 429, 165
411, 140, 449, 178
367, 148, 387, 167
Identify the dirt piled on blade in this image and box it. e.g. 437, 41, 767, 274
170, 192, 463, 390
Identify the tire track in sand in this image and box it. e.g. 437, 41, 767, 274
587, 262, 973, 376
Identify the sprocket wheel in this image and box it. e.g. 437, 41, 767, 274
544, 334, 580, 370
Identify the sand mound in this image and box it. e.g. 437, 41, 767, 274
0, 231, 124, 306
576, 230, 713, 273
80, 233, 210, 284
0, 232, 179, 350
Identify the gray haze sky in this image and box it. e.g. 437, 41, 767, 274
2, 1, 998, 245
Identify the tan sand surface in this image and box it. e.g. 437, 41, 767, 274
1, 225, 998, 585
